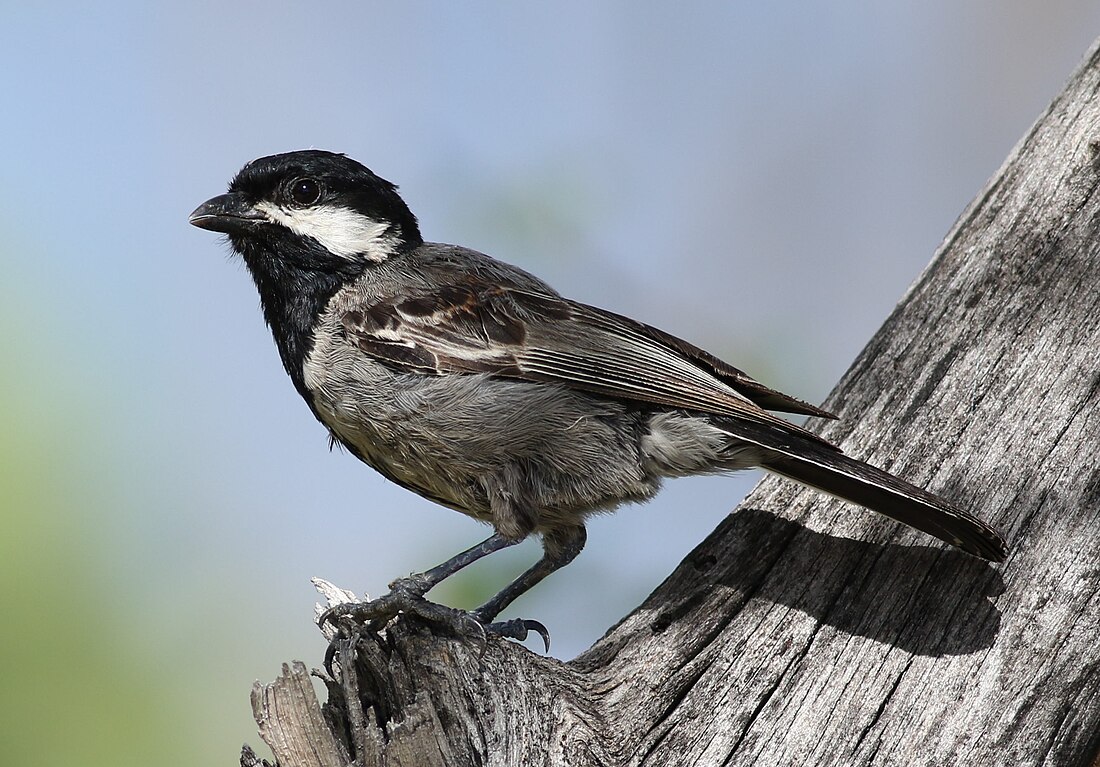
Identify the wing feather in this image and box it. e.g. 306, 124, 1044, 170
341, 283, 832, 441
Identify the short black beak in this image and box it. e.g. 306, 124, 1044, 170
188, 193, 266, 233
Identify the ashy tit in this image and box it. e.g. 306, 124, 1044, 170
189, 150, 1006, 644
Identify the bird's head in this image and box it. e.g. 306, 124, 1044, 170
189, 150, 422, 272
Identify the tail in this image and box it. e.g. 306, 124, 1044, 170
722, 420, 1008, 562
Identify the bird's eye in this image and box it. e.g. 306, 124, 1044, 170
288, 178, 322, 206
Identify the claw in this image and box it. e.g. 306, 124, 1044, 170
485, 618, 551, 652
318, 602, 350, 629
464, 612, 489, 645
324, 629, 362, 680
324, 637, 339, 677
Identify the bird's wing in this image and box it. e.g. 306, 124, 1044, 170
340, 280, 833, 440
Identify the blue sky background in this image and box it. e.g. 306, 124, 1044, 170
3, 4, 1099, 764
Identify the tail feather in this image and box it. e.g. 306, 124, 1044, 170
722, 420, 1008, 562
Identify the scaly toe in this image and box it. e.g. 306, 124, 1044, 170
484, 618, 551, 652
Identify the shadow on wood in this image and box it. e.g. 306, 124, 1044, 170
637, 508, 1004, 657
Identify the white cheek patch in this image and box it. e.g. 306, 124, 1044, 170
255, 201, 398, 262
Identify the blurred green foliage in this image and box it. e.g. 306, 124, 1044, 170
0, 299, 217, 766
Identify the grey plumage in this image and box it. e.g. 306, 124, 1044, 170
306, 246, 765, 535
189, 150, 1007, 640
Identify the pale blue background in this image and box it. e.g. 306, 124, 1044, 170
3, 4, 1097, 764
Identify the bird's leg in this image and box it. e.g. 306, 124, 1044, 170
319, 532, 521, 631
320, 527, 586, 652
389, 531, 522, 597
470, 525, 587, 650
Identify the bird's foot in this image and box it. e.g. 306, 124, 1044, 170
318, 582, 463, 635
317, 580, 551, 652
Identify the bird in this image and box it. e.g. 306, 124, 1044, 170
189, 150, 1007, 646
